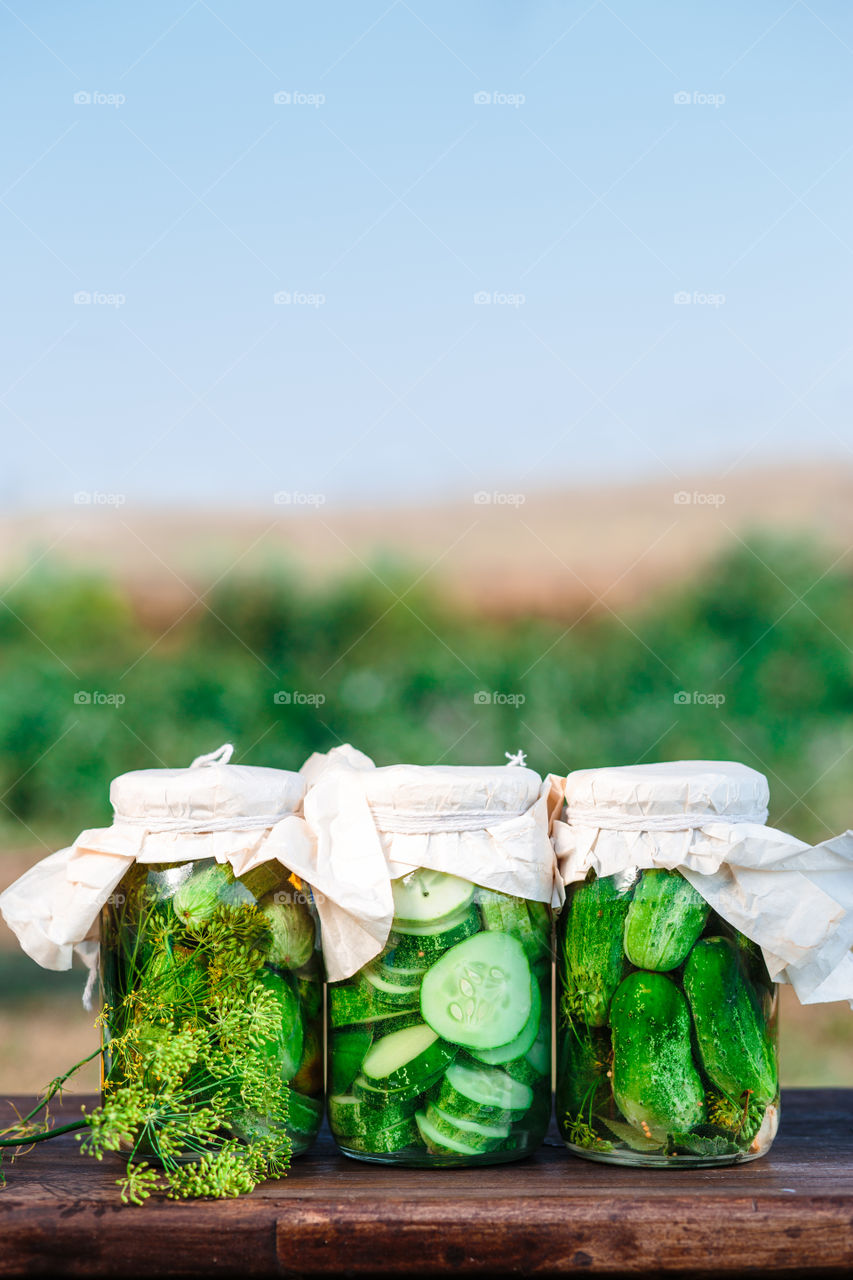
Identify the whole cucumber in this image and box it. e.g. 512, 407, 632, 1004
560, 874, 631, 1026
623, 869, 709, 971
683, 937, 777, 1105
610, 971, 706, 1141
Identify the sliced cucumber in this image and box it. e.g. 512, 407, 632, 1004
372, 1009, 426, 1037
420, 931, 532, 1050
479, 890, 552, 965
502, 1012, 551, 1088
392, 904, 475, 937
329, 982, 376, 1028
361, 1023, 456, 1093
343, 1117, 423, 1155
425, 1103, 510, 1152
392, 869, 475, 924
330, 981, 422, 1028
352, 1072, 425, 1109
469, 978, 542, 1065
328, 1093, 416, 1137
524, 1017, 551, 1078
502, 1055, 546, 1089
477, 888, 507, 934
437, 1061, 533, 1124
415, 1109, 480, 1155
388, 907, 481, 964
370, 958, 427, 989
330, 1027, 373, 1095
360, 966, 422, 1009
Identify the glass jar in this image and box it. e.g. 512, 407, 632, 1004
327, 870, 553, 1166
100, 855, 324, 1160
556, 866, 779, 1167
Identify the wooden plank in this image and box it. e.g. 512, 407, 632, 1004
0, 1090, 850, 1276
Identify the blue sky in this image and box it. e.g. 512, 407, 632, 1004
1, 0, 851, 507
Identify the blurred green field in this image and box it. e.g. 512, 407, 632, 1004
1, 534, 852, 844
0, 533, 851, 1091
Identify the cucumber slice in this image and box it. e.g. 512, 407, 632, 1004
361, 966, 422, 1008
330, 1027, 373, 1095
524, 1017, 551, 1078
392, 869, 475, 924
437, 1061, 533, 1124
371, 958, 427, 989
477, 888, 507, 934
388, 907, 481, 964
352, 1073, 425, 1109
330, 982, 421, 1028
372, 1009, 425, 1037
503, 1055, 546, 1089
329, 982, 376, 1028
415, 1109, 480, 1155
361, 1023, 456, 1092
328, 1093, 416, 1137
343, 1117, 423, 1155
479, 890, 552, 965
469, 978, 542, 1065
425, 1103, 510, 1152
392, 905, 474, 937
502, 1011, 551, 1088
420, 931, 532, 1050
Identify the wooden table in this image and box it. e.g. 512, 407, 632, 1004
0, 1090, 850, 1277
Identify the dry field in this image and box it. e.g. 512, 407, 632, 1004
3, 462, 852, 619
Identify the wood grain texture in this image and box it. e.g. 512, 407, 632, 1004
0, 1090, 851, 1277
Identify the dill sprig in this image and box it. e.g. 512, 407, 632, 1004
1, 861, 296, 1204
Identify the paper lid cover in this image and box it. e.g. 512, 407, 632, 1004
564, 760, 769, 828
362, 763, 543, 831
111, 758, 305, 830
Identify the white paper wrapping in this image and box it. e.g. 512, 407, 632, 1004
554, 761, 853, 1007
300, 746, 563, 982
0, 745, 316, 990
